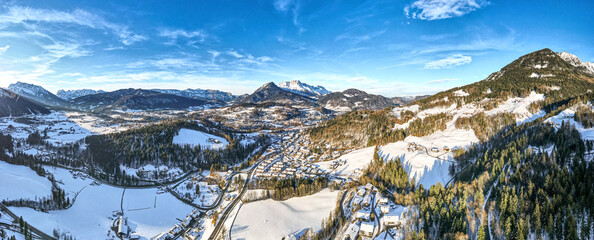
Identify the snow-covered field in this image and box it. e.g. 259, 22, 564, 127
317, 118, 479, 187
485, 91, 544, 122
65, 112, 130, 134
0, 112, 93, 147
8, 166, 193, 239
316, 147, 375, 179
173, 128, 228, 149
173, 179, 221, 207
231, 189, 339, 240
0, 161, 52, 201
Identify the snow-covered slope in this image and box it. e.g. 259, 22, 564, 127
545, 104, 594, 140
0, 161, 52, 201
8, 166, 193, 239
0, 88, 50, 117
557, 51, 594, 75
8, 82, 68, 106
231, 189, 339, 239
172, 128, 229, 149
278, 80, 330, 98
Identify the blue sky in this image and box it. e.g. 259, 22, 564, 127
0, 0, 592, 97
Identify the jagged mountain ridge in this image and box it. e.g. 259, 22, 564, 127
152, 89, 236, 103
8, 82, 69, 107
57, 89, 106, 100
277, 80, 330, 98
557, 51, 594, 76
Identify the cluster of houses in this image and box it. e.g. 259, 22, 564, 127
342, 183, 408, 240
407, 142, 455, 153
153, 210, 201, 240
253, 132, 335, 180
199, 105, 330, 131
254, 153, 327, 179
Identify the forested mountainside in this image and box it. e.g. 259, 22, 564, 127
71, 88, 208, 110
0, 88, 50, 117
417, 104, 594, 239
82, 120, 269, 182
413, 48, 594, 111
308, 48, 594, 149
240, 82, 316, 105
336, 50, 594, 240
318, 88, 396, 111
377, 118, 594, 240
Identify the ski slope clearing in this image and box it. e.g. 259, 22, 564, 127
231, 189, 339, 240
9, 166, 193, 239
393, 91, 545, 129
485, 91, 544, 122
545, 106, 594, 140
316, 147, 376, 179
0, 161, 52, 201
319, 116, 480, 187
382, 125, 479, 187
173, 128, 228, 149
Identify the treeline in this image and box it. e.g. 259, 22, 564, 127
249, 177, 328, 201
574, 104, 594, 128
407, 113, 452, 137
455, 112, 516, 141
82, 119, 269, 181
0, 132, 13, 159
360, 147, 413, 194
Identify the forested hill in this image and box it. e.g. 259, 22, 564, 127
413, 48, 594, 110
82, 120, 269, 182
0, 88, 50, 117
311, 48, 594, 239
308, 48, 594, 150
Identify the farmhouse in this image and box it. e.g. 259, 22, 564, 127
359, 221, 375, 237
343, 223, 360, 240
380, 204, 391, 214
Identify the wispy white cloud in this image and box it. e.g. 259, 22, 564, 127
404, 0, 488, 20
274, 0, 294, 12
0, 45, 9, 54
335, 29, 387, 43
226, 50, 243, 58
424, 54, 471, 69
158, 29, 209, 45
0, 6, 145, 45
425, 78, 458, 84
273, 0, 305, 33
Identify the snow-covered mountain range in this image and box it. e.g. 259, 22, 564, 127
57, 89, 106, 100
277, 80, 330, 98
151, 89, 236, 102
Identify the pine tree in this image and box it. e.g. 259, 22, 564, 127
533, 201, 542, 234
477, 223, 490, 240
